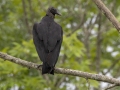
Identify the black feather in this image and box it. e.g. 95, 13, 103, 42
32, 7, 63, 75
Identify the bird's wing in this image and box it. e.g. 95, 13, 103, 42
46, 26, 63, 66
32, 23, 47, 62
33, 22, 63, 66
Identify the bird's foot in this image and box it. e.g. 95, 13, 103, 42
48, 67, 54, 75
37, 64, 42, 69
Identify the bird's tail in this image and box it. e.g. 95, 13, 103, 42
42, 62, 54, 75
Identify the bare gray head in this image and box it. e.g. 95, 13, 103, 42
46, 7, 61, 18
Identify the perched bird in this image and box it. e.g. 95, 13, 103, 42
32, 7, 63, 75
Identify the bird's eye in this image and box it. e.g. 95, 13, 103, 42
52, 9, 55, 11
50, 9, 56, 14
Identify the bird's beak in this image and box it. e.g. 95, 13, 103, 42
56, 11, 61, 16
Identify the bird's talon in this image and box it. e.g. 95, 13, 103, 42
37, 65, 42, 69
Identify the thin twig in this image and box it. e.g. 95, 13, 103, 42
104, 84, 118, 90
86, 78, 90, 90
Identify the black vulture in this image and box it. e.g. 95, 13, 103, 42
32, 7, 63, 75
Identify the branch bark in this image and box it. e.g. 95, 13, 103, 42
22, 0, 31, 34
92, 0, 120, 32
96, 13, 102, 73
0, 52, 120, 85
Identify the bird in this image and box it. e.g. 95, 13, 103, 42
32, 7, 63, 75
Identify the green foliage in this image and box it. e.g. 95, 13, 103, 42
8, 40, 38, 62
63, 31, 85, 59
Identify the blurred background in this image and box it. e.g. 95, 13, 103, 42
0, 0, 120, 90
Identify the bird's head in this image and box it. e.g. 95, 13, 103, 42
46, 7, 61, 18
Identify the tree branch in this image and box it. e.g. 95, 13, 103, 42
104, 84, 118, 90
0, 52, 120, 85
92, 0, 120, 32
22, 0, 31, 34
